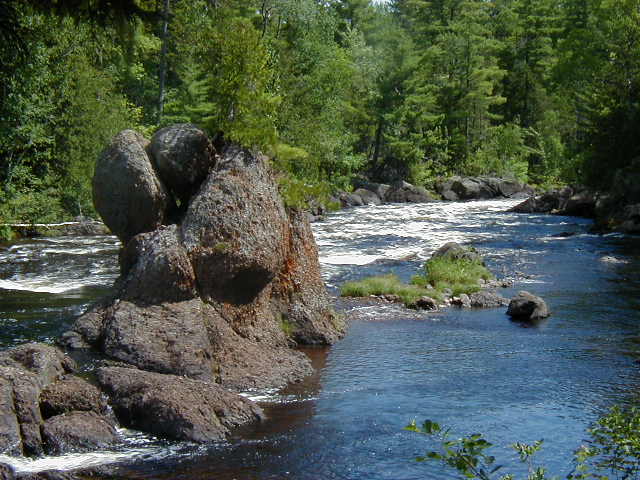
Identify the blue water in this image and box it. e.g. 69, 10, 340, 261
1, 200, 639, 479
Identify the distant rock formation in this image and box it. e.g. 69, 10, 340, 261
60, 124, 345, 443
436, 176, 534, 201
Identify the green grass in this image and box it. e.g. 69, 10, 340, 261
340, 256, 494, 307
340, 274, 441, 305
415, 256, 493, 296
279, 316, 295, 336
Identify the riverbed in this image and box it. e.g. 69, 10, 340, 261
0, 199, 639, 479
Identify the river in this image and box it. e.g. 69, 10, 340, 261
0, 199, 639, 479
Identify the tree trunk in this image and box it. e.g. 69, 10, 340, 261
158, 0, 170, 122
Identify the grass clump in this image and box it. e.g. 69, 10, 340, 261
279, 315, 295, 336
341, 274, 441, 305
414, 256, 493, 296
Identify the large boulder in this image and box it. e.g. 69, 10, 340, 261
93, 130, 172, 244
42, 412, 118, 455
100, 300, 216, 382
507, 291, 550, 321
181, 145, 289, 303
97, 367, 264, 443
353, 188, 381, 206
149, 124, 215, 205
437, 176, 531, 201
339, 192, 364, 208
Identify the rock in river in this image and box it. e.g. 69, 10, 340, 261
507, 291, 550, 321
61, 127, 345, 444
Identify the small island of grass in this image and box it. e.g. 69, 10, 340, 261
340, 243, 494, 308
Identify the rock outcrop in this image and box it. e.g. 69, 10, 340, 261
62, 125, 345, 443
507, 291, 550, 321
509, 186, 596, 217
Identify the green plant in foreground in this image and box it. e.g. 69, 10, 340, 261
406, 407, 640, 480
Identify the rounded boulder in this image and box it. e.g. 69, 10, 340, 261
149, 124, 215, 205
93, 130, 171, 244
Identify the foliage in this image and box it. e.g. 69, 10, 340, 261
406, 406, 640, 480
414, 256, 493, 297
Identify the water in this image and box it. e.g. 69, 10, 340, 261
1, 200, 639, 479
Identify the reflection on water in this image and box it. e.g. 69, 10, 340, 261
0, 200, 639, 478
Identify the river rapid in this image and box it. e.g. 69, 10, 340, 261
0, 199, 639, 479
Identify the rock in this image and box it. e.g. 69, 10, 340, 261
149, 124, 215, 205
451, 294, 471, 308
619, 204, 640, 233
101, 300, 216, 382
93, 130, 172, 244
64, 130, 343, 443
384, 181, 435, 203
468, 291, 509, 308
119, 225, 197, 305
97, 367, 264, 443
450, 177, 495, 200
431, 242, 483, 264
40, 376, 109, 419
437, 176, 532, 201
17, 471, 79, 480
339, 192, 364, 208
0, 379, 21, 455
383, 294, 401, 303
559, 191, 597, 217
181, 145, 288, 303
0, 343, 75, 386
352, 180, 390, 200
507, 291, 550, 321
0, 344, 76, 456
413, 296, 438, 310
0, 463, 15, 480
42, 412, 118, 455
353, 188, 381, 205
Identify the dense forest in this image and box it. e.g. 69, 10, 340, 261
0, 0, 638, 224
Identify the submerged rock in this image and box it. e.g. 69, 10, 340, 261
507, 291, 550, 321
